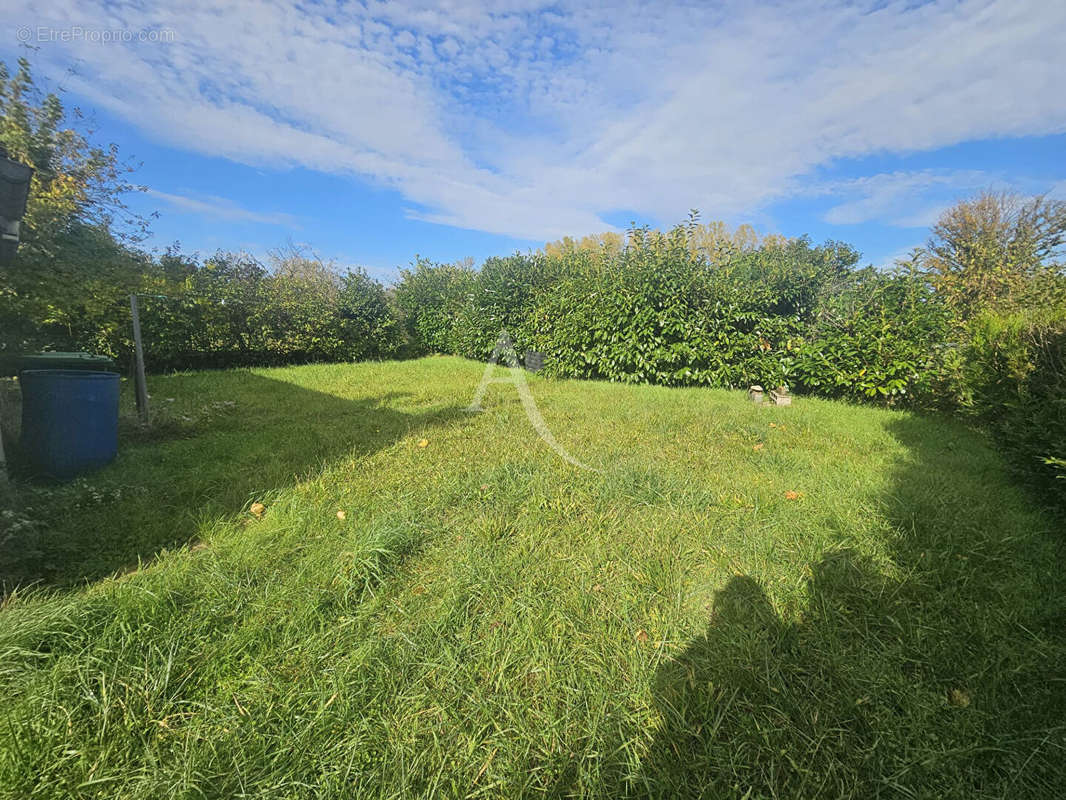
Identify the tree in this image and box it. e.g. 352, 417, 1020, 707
0, 57, 150, 354
920, 191, 1066, 319
544, 220, 791, 265
686, 220, 790, 264
543, 232, 624, 258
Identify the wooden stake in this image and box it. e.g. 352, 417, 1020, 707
0, 378, 11, 484
130, 294, 149, 425
0, 414, 8, 485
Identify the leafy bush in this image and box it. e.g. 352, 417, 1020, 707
338, 269, 403, 360
453, 253, 562, 360
794, 267, 955, 406
961, 309, 1066, 506
120, 253, 402, 371
392, 258, 475, 355
526, 225, 856, 388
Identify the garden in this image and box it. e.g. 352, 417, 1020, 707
2, 56, 1066, 798
2, 358, 1065, 798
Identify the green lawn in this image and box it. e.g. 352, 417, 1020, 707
1, 356, 1064, 798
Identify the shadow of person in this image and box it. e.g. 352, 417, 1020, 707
631, 550, 890, 799
627, 413, 1066, 799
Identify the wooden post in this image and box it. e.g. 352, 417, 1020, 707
130, 294, 149, 425
0, 376, 9, 484
0, 410, 8, 485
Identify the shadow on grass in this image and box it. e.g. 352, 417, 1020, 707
1, 371, 468, 591
627, 413, 1066, 799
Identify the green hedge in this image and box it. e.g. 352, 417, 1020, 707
393, 225, 962, 407
6, 249, 404, 373
793, 267, 956, 406
391, 258, 475, 357
961, 310, 1066, 503
521, 230, 859, 388
454, 253, 562, 361
130, 256, 402, 372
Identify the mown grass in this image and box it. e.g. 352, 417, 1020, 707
0, 356, 1064, 798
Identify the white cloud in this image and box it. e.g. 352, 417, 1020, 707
9, 0, 1066, 239
817, 169, 1066, 229
146, 190, 299, 227
818, 170, 993, 227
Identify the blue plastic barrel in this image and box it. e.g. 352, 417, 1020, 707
20, 370, 120, 479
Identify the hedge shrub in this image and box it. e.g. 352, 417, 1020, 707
961, 309, 1066, 503
793, 267, 956, 406
126, 253, 401, 371
525, 227, 857, 388
454, 253, 562, 361
392, 258, 475, 356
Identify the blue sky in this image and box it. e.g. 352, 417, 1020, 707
4, 0, 1065, 281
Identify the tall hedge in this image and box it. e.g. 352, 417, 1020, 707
524, 228, 858, 388
454, 253, 562, 361
793, 267, 956, 406
391, 258, 475, 356
961, 310, 1066, 502
97, 253, 402, 372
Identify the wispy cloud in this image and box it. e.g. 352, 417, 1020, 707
146, 190, 299, 227
818, 170, 994, 227
17, 0, 1066, 239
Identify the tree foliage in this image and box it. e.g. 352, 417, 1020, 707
920, 191, 1066, 320
542, 220, 790, 263
0, 58, 151, 355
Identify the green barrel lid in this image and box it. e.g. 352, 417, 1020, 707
0, 352, 117, 377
